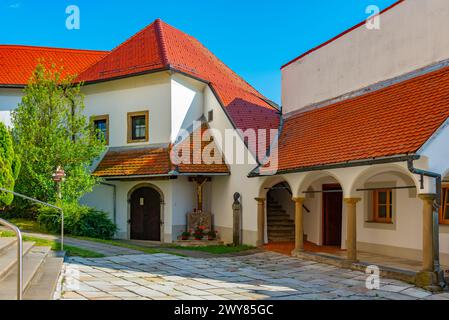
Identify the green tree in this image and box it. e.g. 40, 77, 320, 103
0, 122, 20, 207
12, 63, 105, 203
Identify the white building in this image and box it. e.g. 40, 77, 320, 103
2, 0, 449, 289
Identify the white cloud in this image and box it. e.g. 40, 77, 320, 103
9, 3, 21, 9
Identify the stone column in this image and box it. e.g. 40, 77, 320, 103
292, 197, 306, 255
255, 197, 266, 247
419, 194, 436, 272
415, 194, 446, 289
344, 198, 361, 262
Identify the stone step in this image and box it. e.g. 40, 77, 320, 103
268, 237, 295, 242
268, 220, 294, 224
268, 226, 295, 231
0, 241, 35, 281
0, 246, 51, 300
269, 230, 295, 236
267, 214, 291, 219
268, 211, 288, 216
267, 215, 294, 222
0, 238, 17, 255
24, 254, 64, 300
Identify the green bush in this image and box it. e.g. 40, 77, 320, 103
37, 202, 117, 239
2, 203, 39, 220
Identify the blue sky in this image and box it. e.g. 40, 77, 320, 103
1, 0, 397, 104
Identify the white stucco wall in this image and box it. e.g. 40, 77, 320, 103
171, 176, 196, 238
82, 72, 172, 147
0, 88, 23, 127
204, 86, 261, 245
170, 74, 205, 142
80, 184, 115, 222
282, 0, 449, 113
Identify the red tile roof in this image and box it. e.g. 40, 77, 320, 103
95, 124, 230, 177
94, 147, 171, 177
271, 63, 449, 173
78, 19, 280, 147
0, 45, 108, 86
0, 20, 279, 157
173, 123, 230, 174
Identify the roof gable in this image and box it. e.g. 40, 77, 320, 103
273, 63, 449, 173
78, 19, 280, 139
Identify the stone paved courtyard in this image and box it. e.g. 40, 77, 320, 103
56, 252, 449, 300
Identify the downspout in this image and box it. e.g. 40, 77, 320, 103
407, 158, 441, 208
100, 182, 117, 225
407, 158, 446, 287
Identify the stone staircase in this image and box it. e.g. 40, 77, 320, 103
267, 198, 295, 242
0, 237, 63, 300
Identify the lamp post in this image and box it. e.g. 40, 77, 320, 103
52, 166, 66, 251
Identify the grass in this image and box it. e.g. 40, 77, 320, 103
71, 235, 186, 256
2, 218, 255, 256
0, 230, 104, 258
167, 244, 255, 255
6, 218, 47, 234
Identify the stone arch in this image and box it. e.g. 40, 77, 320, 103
295, 170, 345, 197
258, 175, 294, 199
127, 183, 165, 242
349, 163, 420, 197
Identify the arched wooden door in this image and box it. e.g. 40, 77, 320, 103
130, 187, 161, 241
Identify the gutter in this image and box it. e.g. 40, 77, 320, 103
407, 158, 441, 209
248, 154, 419, 178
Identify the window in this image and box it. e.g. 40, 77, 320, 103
372, 189, 393, 223
92, 115, 109, 145
208, 110, 213, 122
127, 111, 149, 143
440, 187, 449, 225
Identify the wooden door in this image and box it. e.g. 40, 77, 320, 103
322, 184, 343, 246
130, 187, 161, 241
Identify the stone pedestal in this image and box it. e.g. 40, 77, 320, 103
187, 211, 212, 231
232, 193, 242, 246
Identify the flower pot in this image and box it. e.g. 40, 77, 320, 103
208, 237, 215, 241
194, 237, 203, 241
181, 237, 188, 240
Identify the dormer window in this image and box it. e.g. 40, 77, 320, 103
92, 115, 109, 145
128, 111, 149, 143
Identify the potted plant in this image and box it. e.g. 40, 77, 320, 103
207, 230, 218, 241
193, 226, 206, 240
181, 230, 191, 240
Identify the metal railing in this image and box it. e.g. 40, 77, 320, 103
0, 218, 23, 300
0, 187, 64, 300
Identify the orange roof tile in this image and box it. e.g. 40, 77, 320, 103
94, 147, 170, 177
174, 123, 230, 174
78, 19, 280, 147
273, 63, 449, 173
94, 125, 230, 177
0, 45, 108, 86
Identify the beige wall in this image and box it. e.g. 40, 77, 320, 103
0, 88, 23, 127
83, 72, 172, 147
282, 0, 449, 113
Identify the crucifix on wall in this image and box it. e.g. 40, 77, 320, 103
191, 177, 210, 212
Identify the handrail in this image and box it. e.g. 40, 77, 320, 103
0, 188, 64, 300
0, 218, 23, 300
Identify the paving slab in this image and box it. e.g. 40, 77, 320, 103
56, 251, 447, 300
